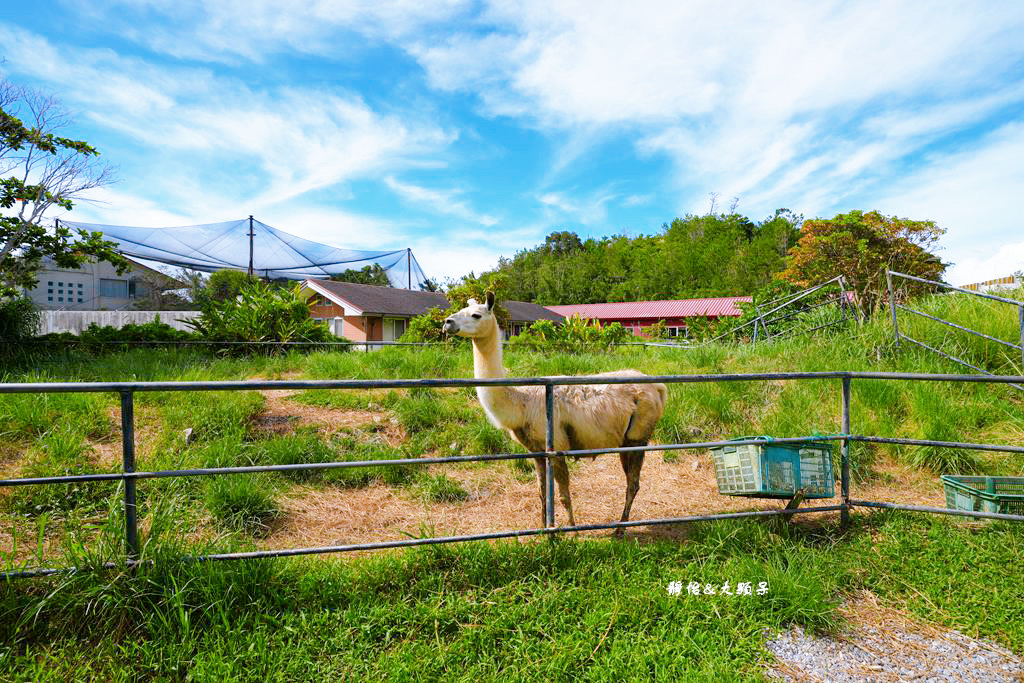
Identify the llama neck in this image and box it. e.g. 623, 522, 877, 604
471, 328, 523, 428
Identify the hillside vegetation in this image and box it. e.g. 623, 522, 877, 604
489, 211, 801, 304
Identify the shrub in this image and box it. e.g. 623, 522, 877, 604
508, 314, 633, 352
0, 296, 40, 350
186, 281, 343, 354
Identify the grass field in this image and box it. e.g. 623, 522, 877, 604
1, 289, 1023, 680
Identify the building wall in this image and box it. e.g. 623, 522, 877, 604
595, 317, 693, 336
962, 275, 1022, 292
24, 258, 158, 311
37, 311, 200, 335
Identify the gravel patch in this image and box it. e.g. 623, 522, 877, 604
766, 592, 1023, 682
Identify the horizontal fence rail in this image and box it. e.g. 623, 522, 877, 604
3, 371, 1024, 579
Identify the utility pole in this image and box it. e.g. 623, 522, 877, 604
247, 215, 255, 277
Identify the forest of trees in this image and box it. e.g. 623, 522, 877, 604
485, 210, 802, 305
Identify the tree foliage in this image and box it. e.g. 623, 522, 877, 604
488, 210, 800, 305
401, 271, 511, 343
0, 79, 127, 296
778, 210, 946, 317
330, 264, 391, 287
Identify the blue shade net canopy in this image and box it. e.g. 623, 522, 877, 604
60, 217, 428, 289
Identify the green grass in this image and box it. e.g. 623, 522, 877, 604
1, 513, 1021, 681
416, 473, 471, 503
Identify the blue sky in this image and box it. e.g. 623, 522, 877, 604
1, 1, 1023, 287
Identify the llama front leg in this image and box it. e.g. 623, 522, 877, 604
617, 451, 645, 535
533, 456, 549, 527
551, 456, 576, 527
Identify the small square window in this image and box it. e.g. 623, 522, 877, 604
58, 297, 63, 302
48, 281, 53, 286
58, 282, 63, 287
78, 297, 83, 303
78, 283, 83, 289
48, 296, 53, 302
48, 289, 53, 294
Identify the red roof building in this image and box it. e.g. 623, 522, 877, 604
545, 297, 751, 338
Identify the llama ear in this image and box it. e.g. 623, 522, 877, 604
467, 298, 479, 306
485, 291, 495, 310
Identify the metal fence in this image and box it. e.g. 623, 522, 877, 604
709, 277, 855, 344
2, 371, 1024, 579
887, 270, 1024, 390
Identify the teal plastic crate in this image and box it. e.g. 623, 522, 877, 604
941, 475, 1024, 516
711, 436, 834, 499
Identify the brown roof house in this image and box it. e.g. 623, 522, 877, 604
301, 279, 562, 345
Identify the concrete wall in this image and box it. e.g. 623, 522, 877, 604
38, 310, 200, 335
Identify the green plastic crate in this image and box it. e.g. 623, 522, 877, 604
711, 436, 834, 499
941, 475, 1024, 516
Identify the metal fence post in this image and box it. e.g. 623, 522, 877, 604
886, 270, 900, 348
120, 391, 139, 559
544, 383, 555, 530
1018, 304, 1023, 373
841, 377, 851, 527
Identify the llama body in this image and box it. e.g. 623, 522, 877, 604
443, 293, 667, 529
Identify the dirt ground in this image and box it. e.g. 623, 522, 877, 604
254, 387, 947, 551
0, 386, 950, 566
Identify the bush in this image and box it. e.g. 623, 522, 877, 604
508, 314, 633, 352
186, 281, 344, 354
33, 318, 197, 352
0, 296, 40, 349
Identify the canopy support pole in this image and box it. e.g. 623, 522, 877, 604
247, 215, 255, 277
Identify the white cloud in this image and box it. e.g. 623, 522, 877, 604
384, 176, 499, 226
63, 0, 473, 63
870, 121, 1024, 285
0, 24, 453, 212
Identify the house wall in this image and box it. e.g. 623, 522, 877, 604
310, 301, 345, 318
339, 315, 367, 341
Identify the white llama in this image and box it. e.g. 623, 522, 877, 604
442, 292, 667, 530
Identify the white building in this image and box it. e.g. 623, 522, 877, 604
22, 256, 179, 310
961, 275, 1023, 293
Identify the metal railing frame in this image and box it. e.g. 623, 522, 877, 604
3, 371, 1024, 579
709, 277, 854, 344
887, 270, 1024, 391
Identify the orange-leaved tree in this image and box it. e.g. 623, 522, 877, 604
778, 210, 946, 317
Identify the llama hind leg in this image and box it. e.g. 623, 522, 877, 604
617, 450, 645, 535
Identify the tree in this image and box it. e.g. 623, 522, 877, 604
1, 80, 127, 296
778, 210, 946, 317
402, 271, 511, 343
329, 264, 391, 286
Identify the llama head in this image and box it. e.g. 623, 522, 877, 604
442, 291, 497, 338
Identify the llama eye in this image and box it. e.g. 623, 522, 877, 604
471, 313, 481, 319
